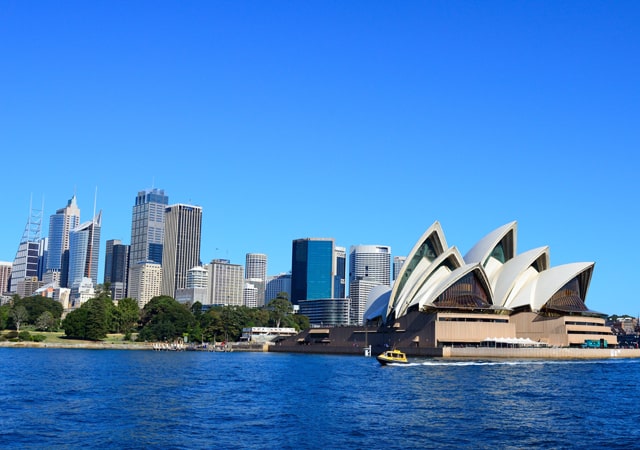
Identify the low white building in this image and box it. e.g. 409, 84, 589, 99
240, 327, 297, 343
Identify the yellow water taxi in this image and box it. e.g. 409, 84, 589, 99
376, 349, 408, 365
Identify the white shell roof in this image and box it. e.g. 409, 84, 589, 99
362, 220, 595, 323
387, 221, 448, 317
507, 262, 594, 311
492, 246, 549, 308
464, 221, 517, 265
397, 246, 465, 317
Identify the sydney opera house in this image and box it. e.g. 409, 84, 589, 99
362, 220, 616, 350
276, 221, 618, 355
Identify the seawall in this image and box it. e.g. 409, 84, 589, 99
4, 340, 640, 359
0, 341, 154, 350
446, 346, 640, 359
269, 343, 640, 359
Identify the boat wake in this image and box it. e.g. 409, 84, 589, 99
398, 359, 620, 367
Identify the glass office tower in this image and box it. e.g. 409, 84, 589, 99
129, 188, 168, 267
291, 238, 335, 305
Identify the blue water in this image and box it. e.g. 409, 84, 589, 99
1, 349, 639, 449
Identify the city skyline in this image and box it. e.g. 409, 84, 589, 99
1, 2, 639, 315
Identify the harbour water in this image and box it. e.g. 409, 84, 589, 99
1, 348, 639, 449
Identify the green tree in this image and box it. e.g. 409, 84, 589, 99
290, 313, 310, 331
11, 296, 63, 327
10, 305, 29, 332
0, 304, 10, 330
187, 322, 203, 343
60, 296, 114, 340
220, 306, 246, 342
138, 296, 195, 341
96, 282, 112, 299
248, 308, 270, 328
113, 298, 139, 333
200, 308, 223, 342
35, 311, 56, 331
191, 301, 203, 319
266, 294, 293, 328
84, 297, 108, 340
62, 307, 89, 338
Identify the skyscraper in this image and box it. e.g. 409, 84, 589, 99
334, 246, 346, 299
349, 245, 391, 325
10, 200, 43, 294
208, 259, 243, 306
46, 195, 80, 275
265, 273, 292, 304
37, 237, 48, 281
161, 203, 202, 298
245, 253, 267, 307
104, 239, 130, 300
0, 261, 12, 295
68, 211, 102, 288
349, 245, 392, 285
245, 253, 267, 280
291, 238, 335, 305
129, 188, 168, 267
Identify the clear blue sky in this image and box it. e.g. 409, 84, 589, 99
1, 1, 638, 315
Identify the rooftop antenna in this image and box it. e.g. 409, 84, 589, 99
19, 194, 43, 244
93, 186, 98, 221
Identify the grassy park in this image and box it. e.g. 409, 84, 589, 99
0, 329, 149, 349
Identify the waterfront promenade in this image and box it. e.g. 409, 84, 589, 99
4, 339, 640, 359
269, 340, 640, 359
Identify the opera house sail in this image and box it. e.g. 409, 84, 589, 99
363, 221, 616, 349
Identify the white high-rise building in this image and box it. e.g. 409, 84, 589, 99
349, 245, 391, 285
187, 266, 208, 289
245, 253, 267, 280
175, 266, 209, 305
0, 261, 12, 296
70, 277, 95, 308
129, 261, 162, 309
245, 253, 267, 307
208, 259, 243, 306
349, 278, 381, 325
349, 245, 391, 325
243, 282, 258, 308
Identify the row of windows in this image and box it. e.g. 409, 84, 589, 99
567, 330, 612, 336
438, 317, 509, 323
566, 320, 603, 326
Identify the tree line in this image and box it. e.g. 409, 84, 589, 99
0, 290, 308, 343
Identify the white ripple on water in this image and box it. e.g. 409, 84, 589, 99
395, 358, 632, 367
